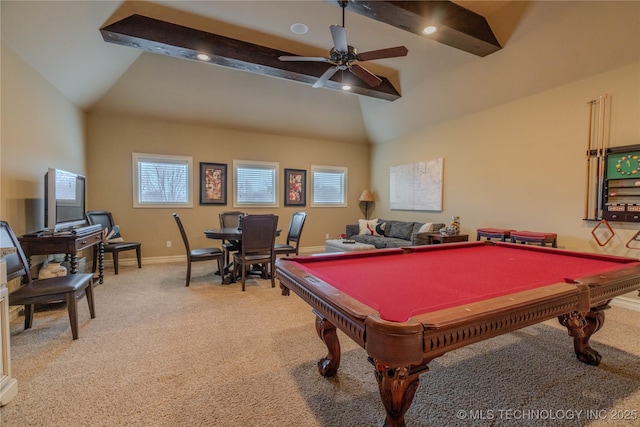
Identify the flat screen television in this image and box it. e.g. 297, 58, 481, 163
44, 168, 87, 232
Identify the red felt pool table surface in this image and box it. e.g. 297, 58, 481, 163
289, 242, 640, 322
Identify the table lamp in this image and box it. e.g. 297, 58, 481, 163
359, 190, 375, 220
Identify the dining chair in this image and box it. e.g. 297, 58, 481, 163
173, 213, 224, 287
232, 214, 278, 291
86, 210, 141, 275
274, 212, 307, 257
218, 211, 244, 267
1, 221, 96, 339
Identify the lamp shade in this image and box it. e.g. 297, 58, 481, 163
359, 190, 374, 202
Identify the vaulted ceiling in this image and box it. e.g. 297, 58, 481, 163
2, 1, 639, 145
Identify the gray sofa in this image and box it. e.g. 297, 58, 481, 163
345, 219, 445, 249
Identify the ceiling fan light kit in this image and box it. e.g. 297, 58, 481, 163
279, 0, 408, 90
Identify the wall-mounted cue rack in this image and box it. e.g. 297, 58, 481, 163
584, 95, 611, 221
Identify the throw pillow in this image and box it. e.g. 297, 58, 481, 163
375, 222, 386, 237
417, 223, 433, 233
358, 218, 379, 236
388, 222, 414, 240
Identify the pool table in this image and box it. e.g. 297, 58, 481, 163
275, 241, 640, 427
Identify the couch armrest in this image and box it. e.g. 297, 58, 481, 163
413, 232, 432, 246
346, 224, 359, 239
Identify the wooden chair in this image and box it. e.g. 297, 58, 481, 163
86, 211, 141, 275
275, 212, 307, 257
232, 214, 278, 291
219, 211, 244, 268
173, 213, 224, 287
1, 221, 95, 339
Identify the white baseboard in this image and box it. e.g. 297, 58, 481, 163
117, 255, 184, 266
299, 246, 326, 255
611, 296, 640, 312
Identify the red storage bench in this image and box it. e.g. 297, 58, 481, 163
510, 231, 557, 247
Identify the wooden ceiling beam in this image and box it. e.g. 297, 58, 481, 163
337, 0, 501, 57
100, 14, 401, 101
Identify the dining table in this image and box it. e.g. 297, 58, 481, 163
204, 226, 281, 284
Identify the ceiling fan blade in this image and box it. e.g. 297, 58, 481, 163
279, 56, 331, 63
356, 46, 408, 62
350, 64, 383, 87
329, 25, 348, 52
312, 66, 339, 88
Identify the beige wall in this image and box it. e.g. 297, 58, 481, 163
85, 113, 369, 259
371, 61, 640, 301
1, 42, 86, 234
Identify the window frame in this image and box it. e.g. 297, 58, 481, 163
132, 152, 193, 208
311, 165, 348, 207
233, 159, 279, 208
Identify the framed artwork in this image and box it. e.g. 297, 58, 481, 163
284, 168, 306, 206
200, 162, 227, 205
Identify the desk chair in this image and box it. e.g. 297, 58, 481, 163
1, 221, 95, 339
86, 211, 142, 275
232, 214, 278, 291
173, 213, 224, 287
275, 212, 307, 257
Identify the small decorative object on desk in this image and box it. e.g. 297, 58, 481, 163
237, 214, 243, 230
449, 216, 461, 235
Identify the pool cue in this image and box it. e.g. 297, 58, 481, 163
598, 95, 611, 220
594, 96, 603, 219
585, 100, 594, 219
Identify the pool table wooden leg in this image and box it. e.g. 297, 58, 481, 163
373, 361, 420, 427
559, 307, 606, 366
314, 311, 341, 377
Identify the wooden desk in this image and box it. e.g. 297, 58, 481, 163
18, 231, 104, 284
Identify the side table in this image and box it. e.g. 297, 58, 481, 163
429, 233, 469, 244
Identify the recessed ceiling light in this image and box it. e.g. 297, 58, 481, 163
196, 53, 211, 61
423, 26, 437, 35
290, 23, 308, 35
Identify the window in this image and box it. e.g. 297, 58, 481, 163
233, 160, 279, 207
132, 153, 193, 208
311, 165, 347, 207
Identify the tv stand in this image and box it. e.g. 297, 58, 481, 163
18, 230, 104, 284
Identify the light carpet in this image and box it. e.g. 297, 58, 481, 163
1, 262, 639, 427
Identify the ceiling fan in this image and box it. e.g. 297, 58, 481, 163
278, 0, 408, 89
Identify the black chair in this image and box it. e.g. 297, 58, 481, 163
85, 211, 141, 275
232, 214, 278, 291
219, 211, 244, 267
173, 213, 224, 287
1, 221, 95, 340
275, 212, 307, 257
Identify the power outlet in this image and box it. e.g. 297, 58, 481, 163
166, 240, 172, 248
326, 233, 330, 239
